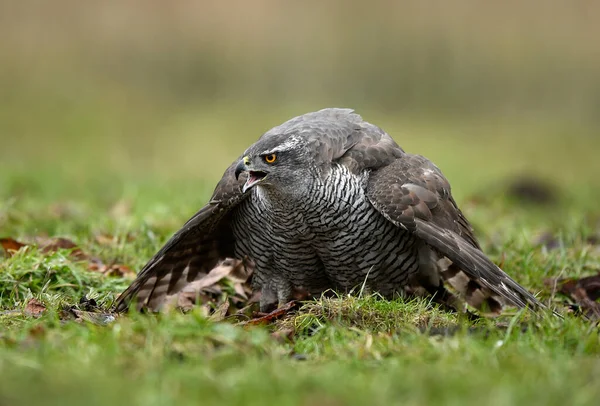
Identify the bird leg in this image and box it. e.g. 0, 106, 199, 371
258, 277, 293, 312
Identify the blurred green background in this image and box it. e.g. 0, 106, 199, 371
1, 0, 599, 205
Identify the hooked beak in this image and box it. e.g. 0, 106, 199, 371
235, 156, 267, 193
234, 158, 248, 180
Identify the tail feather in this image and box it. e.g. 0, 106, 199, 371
442, 264, 503, 316
414, 219, 548, 313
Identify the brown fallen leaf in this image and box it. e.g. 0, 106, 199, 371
226, 258, 254, 283
9, 236, 104, 264
163, 258, 255, 317
36, 237, 90, 261
240, 300, 299, 326
94, 234, 117, 246
24, 298, 46, 318
88, 262, 135, 278
2, 236, 117, 278
559, 273, 600, 302
193, 263, 237, 290
0, 237, 27, 256
105, 264, 135, 278
170, 288, 211, 312
548, 272, 600, 320
570, 288, 600, 320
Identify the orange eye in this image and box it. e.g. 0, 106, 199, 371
264, 154, 277, 164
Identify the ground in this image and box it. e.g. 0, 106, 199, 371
1, 106, 599, 406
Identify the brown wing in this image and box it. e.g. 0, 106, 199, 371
113, 159, 248, 312
366, 154, 547, 312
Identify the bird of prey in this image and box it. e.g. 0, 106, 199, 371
115, 108, 546, 315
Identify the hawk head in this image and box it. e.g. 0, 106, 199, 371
233, 108, 368, 195
234, 134, 312, 194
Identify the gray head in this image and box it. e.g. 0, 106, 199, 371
234, 108, 364, 195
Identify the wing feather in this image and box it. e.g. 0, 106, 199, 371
366, 154, 547, 312
113, 158, 248, 312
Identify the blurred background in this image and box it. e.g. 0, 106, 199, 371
1, 0, 599, 212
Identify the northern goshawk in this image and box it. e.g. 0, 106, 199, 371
115, 108, 546, 315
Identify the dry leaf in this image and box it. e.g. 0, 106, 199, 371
94, 234, 117, 246
36, 237, 89, 261
226, 258, 253, 283
166, 286, 211, 312
233, 282, 248, 299
549, 272, 600, 320
104, 264, 135, 278
208, 301, 230, 322
164, 258, 255, 316
241, 301, 299, 326
192, 264, 235, 290
26, 236, 102, 264
88, 262, 135, 278
24, 298, 46, 318
559, 273, 600, 302
0, 237, 27, 256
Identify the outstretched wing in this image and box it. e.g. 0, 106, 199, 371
366, 153, 546, 312
113, 159, 248, 312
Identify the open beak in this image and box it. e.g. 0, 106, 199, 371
235, 157, 267, 193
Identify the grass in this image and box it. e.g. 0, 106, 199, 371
1, 108, 600, 406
